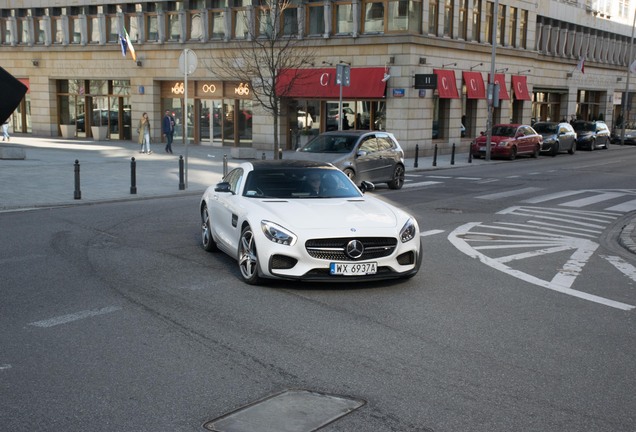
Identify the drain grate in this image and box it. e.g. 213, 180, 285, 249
203, 389, 366, 432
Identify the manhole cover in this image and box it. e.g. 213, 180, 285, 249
203, 389, 366, 432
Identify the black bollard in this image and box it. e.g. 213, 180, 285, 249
433, 144, 438, 167
414, 144, 419, 168
262, 152, 266, 160
178, 155, 185, 190
451, 143, 456, 165
468, 147, 473, 163
223, 154, 228, 176
73, 159, 81, 200
130, 157, 137, 194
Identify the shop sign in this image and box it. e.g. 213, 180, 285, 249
392, 89, 405, 98
225, 82, 251, 99
196, 81, 223, 97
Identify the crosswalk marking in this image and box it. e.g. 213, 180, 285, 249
476, 187, 543, 200
559, 192, 626, 208
402, 181, 442, 189
522, 190, 586, 204
602, 255, 636, 284
606, 198, 636, 212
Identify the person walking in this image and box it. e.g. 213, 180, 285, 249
137, 112, 151, 154
162, 109, 175, 154
2, 117, 10, 141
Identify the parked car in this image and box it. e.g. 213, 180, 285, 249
470, 124, 542, 160
611, 122, 636, 145
572, 120, 610, 150
533, 121, 577, 156
294, 130, 405, 189
199, 160, 422, 284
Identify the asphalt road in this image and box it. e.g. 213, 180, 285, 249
1, 148, 635, 431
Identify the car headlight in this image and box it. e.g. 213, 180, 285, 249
543, 137, 556, 144
400, 218, 417, 243
261, 220, 297, 246
497, 142, 508, 147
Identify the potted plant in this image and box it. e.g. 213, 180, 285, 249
60, 121, 76, 138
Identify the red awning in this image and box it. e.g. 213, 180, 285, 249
276, 68, 386, 98
488, 73, 510, 100
433, 69, 459, 99
462, 71, 486, 99
512, 75, 531, 100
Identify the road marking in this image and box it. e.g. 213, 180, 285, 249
456, 177, 481, 180
402, 181, 442, 189
606, 198, 636, 212
28, 306, 122, 328
522, 190, 586, 204
0, 364, 11, 371
560, 192, 625, 208
427, 175, 451, 179
421, 229, 445, 237
449, 222, 635, 311
601, 255, 636, 283
476, 187, 543, 200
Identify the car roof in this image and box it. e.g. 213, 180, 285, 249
494, 123, 522, 127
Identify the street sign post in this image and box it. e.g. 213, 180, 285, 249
178, 49, 198, 188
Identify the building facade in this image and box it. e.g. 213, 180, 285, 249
0, 0, 634, 156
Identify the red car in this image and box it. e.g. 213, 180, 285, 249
471, 124, 542, 160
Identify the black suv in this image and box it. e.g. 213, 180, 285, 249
572, 121, 610, 150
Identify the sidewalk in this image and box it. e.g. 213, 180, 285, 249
0, 135, 482, 211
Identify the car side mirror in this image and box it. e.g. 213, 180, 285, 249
359, 181, 375, 193
357, 150, 368, 157
214, 181, 233, 194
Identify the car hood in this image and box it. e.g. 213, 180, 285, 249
248, 196, 404, 230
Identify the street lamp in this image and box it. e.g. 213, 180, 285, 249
485, 0, 499, 161
620, 8, 636, 146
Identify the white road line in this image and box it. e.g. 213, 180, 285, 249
0, 364, 12, 371
421, 229, 445, 237
28, 306, 122, 328
601, 255, 636, 283
402, 181, 443, 189
427, 175, 451, 179
477, 179, 499, 184
606, 198, 636, 212
449, 222, 635, 311
476, 187, 543, 200
560, 192, 626, 208
522, 190, 586, 204
456, 177, 481, 180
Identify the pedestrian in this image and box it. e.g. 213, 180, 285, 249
2, 117, 10, 141
162, 109, 175, 154
137, 112, 151, 154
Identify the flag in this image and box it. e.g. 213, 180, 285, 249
119, 32, 127, 57
119, 27, 137, 62
630, 59, 636, 74
123, 27, 136, 62
576, 57, 585, 74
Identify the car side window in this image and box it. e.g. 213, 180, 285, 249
224, 168, 243, 194
376, 136, 393, 151
359, 136, 378, 153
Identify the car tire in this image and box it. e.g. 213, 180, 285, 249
387, 164, 405, 190
238, 225, 262, 285
509, 146, 517, 160
201, 205, 219, 252
532, 145, 540, 158
568, 142, 576, 155
472, 153, 481, 159
589, 139, 595, 151
551, 142, 559, 157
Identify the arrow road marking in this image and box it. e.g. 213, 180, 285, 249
601, 255, 636, 284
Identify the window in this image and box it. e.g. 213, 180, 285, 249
507, 6, 516, 47
282, 6, 298, 36
147, 13, 159, 41
519, 9, 527, 49
306, 0, 325, 36
471, 0, 481, 42
458, 0, 468, 40
166, 11, 180, 41
387, 0, 420, 33
364, 0, 385, 33
88, 15, 100, 43
497, 3, 504, 45
443, 0, 453, 37
334, 1, 354, 35
210, 9, 225, 39
189, 11, 203, 40
233, 9, 249, 39
619, 0, 629, 18
428, 0, 438, 35
485, 1, 493, 43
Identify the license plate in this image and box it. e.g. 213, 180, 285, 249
479, 146, 486, 151
330, 262, 377, 275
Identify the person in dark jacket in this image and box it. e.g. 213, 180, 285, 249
162, 110, 175, 154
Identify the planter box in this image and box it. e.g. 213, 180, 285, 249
91, 126, 108, 141
60, 124, 76, 138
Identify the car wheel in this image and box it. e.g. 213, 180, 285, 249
387, 164, 405, 190
589, 139, 595, 151
472, 153, 481, 159
551, 142, 559, 157
568, 142, 576, 155
532, 145, 540, 158
201, 205, 218, 252
343, 168, 355, 183
509, 146, 517, 160
238, 225, 261, 285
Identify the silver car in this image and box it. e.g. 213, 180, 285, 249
294, 130, 406, 189
533, 121, 577, 156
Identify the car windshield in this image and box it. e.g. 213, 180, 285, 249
532, 123, 557, 134
242, 168, 362, 199
298, 135, 357, 153
491, 126, 516, 137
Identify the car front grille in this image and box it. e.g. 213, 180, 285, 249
305, 237, 397, 261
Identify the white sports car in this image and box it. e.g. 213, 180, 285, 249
200, 160, 422, 284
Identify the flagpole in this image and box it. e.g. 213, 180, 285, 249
621, 8, 636, 146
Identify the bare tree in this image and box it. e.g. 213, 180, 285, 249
209, 0, 316, 159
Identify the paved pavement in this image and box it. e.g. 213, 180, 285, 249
1, 134, 635, 255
